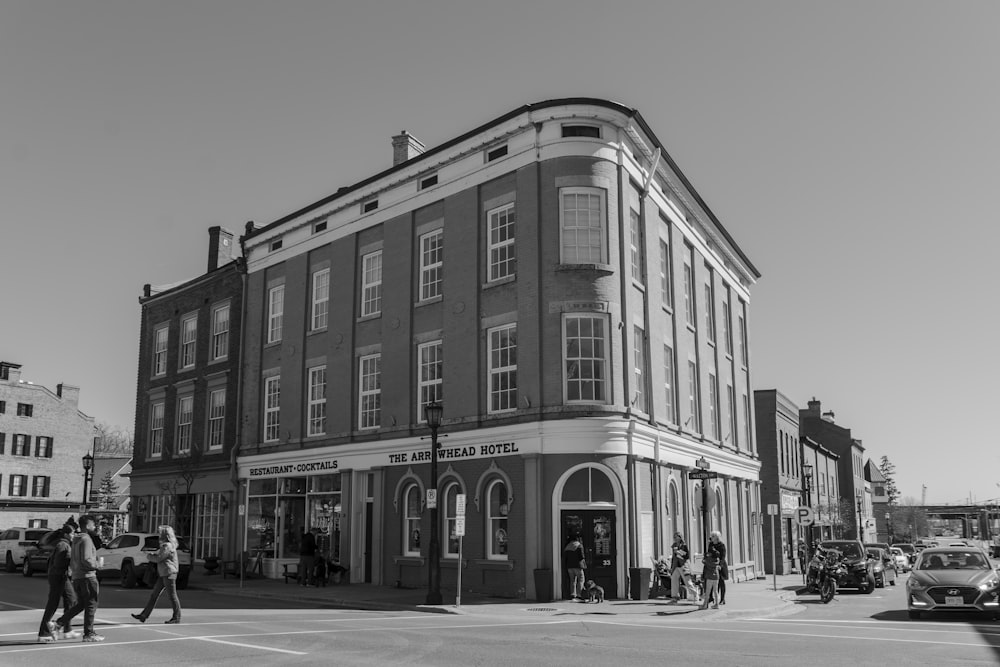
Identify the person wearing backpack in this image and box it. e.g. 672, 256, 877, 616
37, 517, 79, 642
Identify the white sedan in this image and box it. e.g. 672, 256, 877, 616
889, 547, 910, 572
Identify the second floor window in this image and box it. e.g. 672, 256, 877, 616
663, 344, 676, 424
630, 209, 645, 284
722, 292, 732, 356
208, 388, 226, 450
180, 316, 197, 368
264, 376, 281, 442
659, 239, 672, 309
687, 361, 701, 433
633, 326, 646, 412
359, 354, 381, 429
10, 474, 27, 497
312, 268, 330, 330
13, 434, 29, 456
267, 285, 284, 344
707, 373, 719, 440
488, 324, 517, 413
564, 315, 607, 403
705, 279, 716, 344
488, 203, 516, 281
149, 402, 164, 457
212, 304, 230, 360
361, 251, 383, 317
176, 395, 193, 454
307, 366, 327, 436
419, 229, 443, 301
35, 436, 53, 458
727, 383, 737, 446
153, 326, 168, 375
32, 475, 50, 497
560, 187, 606, 264
738, 311, 748, 367
683, 259, 695, 326
417, 341, 443, 422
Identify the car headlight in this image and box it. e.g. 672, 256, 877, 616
979, 578, 999, 591
907, 578, 926, 591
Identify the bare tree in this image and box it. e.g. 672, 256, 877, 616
94, 422, 134, 458
156, 448, 205, 541
891, 497, 929, 542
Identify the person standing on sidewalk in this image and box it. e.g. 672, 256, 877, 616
708, 530, 728, 605
37, 517, 78, 642
131, 525, 182, 624
669, 533, 699, 603
563, 534, 586, 600
54, 514, 102, 642
699, 551, 720, 610
299, 527, 317, 586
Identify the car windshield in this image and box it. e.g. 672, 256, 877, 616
919, 552, 989, 570
824, 543, 863, 559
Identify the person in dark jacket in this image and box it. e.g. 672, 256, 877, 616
37, 517, 79, 642
563, 534, 586, 600
299, 527, 317, 586
669, 532, 699, 603
708, 530, 728, 605
54, 514, 103, 642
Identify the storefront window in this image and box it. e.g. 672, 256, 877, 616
247, 474, 342, 562
246, 495, 276, 558
444, 482, 460, 557
487, 479, 508, 559
404, 484, 421, 556
562, 467, 615, 503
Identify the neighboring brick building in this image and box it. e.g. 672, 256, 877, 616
130, 227, 244, 562
0, 361, 95, 537
234, 98, 763, 600
755, 389, 804, 574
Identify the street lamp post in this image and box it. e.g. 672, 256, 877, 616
424, 402, 444, 606
885, 512, 893, 544
802, 462, 813, 559
81, 452, 95, 513
856, 491, 864, 542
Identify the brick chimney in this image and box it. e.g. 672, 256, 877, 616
207, 226, 236, 272
391, 130, 425, 166
805, 397, 822, 417
57, 383, 80, 406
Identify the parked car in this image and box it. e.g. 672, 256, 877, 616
868, 547, 897, 587
889, 547, 911, 572
907, 546, 999, 620
892, 543, 917, 565
819, 540, 876, 593
0, 527, 51, 572
21, 531, 62, 576
96, 532, 192, 589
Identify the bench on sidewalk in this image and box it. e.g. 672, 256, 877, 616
281, 563, 299, 584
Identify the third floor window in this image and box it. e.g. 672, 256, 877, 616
419, 229, 443, 301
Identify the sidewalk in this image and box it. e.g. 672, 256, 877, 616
188, 566, 806, 621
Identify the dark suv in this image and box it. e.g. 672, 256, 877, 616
820, 540, 876, 594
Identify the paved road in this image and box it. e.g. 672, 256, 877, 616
3, 571, 999, 666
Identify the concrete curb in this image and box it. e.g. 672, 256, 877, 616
196, 585, 458, 615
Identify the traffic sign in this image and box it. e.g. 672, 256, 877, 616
767, 503, 779, 516
426, 489, 437, 509
456, 493, 466, 517
455, 517, 466, 537
795, 506, 815, 526
689, 470, 718, 480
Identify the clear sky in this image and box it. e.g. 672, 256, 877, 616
2, 1, 997, 505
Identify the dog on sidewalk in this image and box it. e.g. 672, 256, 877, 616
582, 579, 605, 603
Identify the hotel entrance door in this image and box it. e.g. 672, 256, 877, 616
561, 510, 617, 599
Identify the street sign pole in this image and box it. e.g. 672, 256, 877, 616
770, 513, 777, 592
455, 494, 466, 607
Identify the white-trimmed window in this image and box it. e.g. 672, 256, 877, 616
727, 383, 737, 446
311, 268, 330, 330
630, 209, 644, 284
35, 436, 52, 458
705, 278, 716, 344
264, 375, 281, 442
10, 474, 27, 497
149, 402, 164, 457
153, 326, 168, 375
663, 343, 676, 424
722, 290, 732, 356
659, 239, 672, 309
486, 479, 509, 559
180, 315, 197, 368
742, 393, 751, 448
683, 256, 695, 326
32, 475, 50, 498
359, 354, 381, 429
707, 374, 719, 440
564, 314, 608, 403
267, 285, 284, 344
443, 482, 460, 557
13, 434, 29, 456
211, 303, 230, 361
404, 483, 421, 556
487, 203, 516, 281
560, 187, 606, 263
307, 365, 327, 436
417, 341, 443, 422
361, 251, 383, 317
633, 326, 646, 412
487, 324, 517, 413
419, 229, 443, 301
738, 310, 748, 367
207, 388, 225, 450
176, 395, 193, 454
687, 361, 701, 433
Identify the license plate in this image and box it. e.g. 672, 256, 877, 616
945, 595, 964, 606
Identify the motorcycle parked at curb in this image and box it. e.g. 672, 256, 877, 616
806, 547, 846, 604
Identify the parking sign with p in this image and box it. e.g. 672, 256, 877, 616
795, 506, 815, 526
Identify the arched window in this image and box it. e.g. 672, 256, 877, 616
561, 466, 615, 503
713, 488, 724, 533
443, 481, 461, 557
403, 483, 421, 556
486, 479, 509, 560
667, 482, 679, 540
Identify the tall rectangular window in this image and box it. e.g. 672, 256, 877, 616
564, 315, 608, 403
738, 310, 748, 367
560, 187, 606, 263
633, 326, 646, 412
359, 354, 381, 429
307, 366, 327, 436
32, 475, 50, 498
488, 203, 516, 281
311, 269, 330, 330
176, 395, 193, 454
687, 361, 701, 433
419, 229, 443, 301
683, 255, 695, 326
208, 388, 226, 450
742, 393, 751, 449
704, 277, 716, 344
663, 344, 676, 424
707, 374, 719, 440
417, 341, 443, 422
212, 304, 230, 360
35, 436, 52, 458
722, 290, 732, 356
16, 403, 33, 417
659, 239, 672, 309
149, 402, 164, 457
630, 209, 645, 285
264, 375, 281, 442
267, 285, 284, 344
727, 383, 737, 446
361, 251, 383, 316
10, 474, 27, 497
488, 324, 518, 413
13, 434, 28, 456
180, 315, 197, 368
153, 326, 168, 375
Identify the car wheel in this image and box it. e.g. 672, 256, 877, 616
22, 558, 33, 577
908, 610, 921, 620
875, 575, 884, 589
4, 552, 15, 573
122, 561, 138, 589
862, 574, 876, 594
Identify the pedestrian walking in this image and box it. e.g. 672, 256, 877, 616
669, 532, 699, 603
708, 530, 728, 605
299, 527, 317, 586
37, 517, 79, 642
563, 534, 586, 600
699, 551, 720, 610
131, 525, 182, 624
54, 514, 103, 642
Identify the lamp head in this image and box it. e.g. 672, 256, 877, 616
802, 462, 813, 478
82, 452, 94, 472
424, 401, 443, 429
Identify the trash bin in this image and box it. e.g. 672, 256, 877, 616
629, 567, 652, 600
533, 569, 553, 603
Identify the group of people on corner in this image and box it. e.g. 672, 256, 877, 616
655, 530, 728, 609
37, 516, 182, 644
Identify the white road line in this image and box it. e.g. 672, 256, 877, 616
742, 617, 1000, 635
0, 600, 39, 611
195, 636, 307, 655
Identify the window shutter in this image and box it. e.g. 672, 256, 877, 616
35, 436, 41, 457
44, 476, 51, 497
0, 432, 5, 454
47, 437, 53, 458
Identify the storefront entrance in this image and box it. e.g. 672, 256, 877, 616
561, 510, 617, 599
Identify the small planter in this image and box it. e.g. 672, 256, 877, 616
203, 556, 221, 575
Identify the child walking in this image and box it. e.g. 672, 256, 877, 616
699, 552, 720, 610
